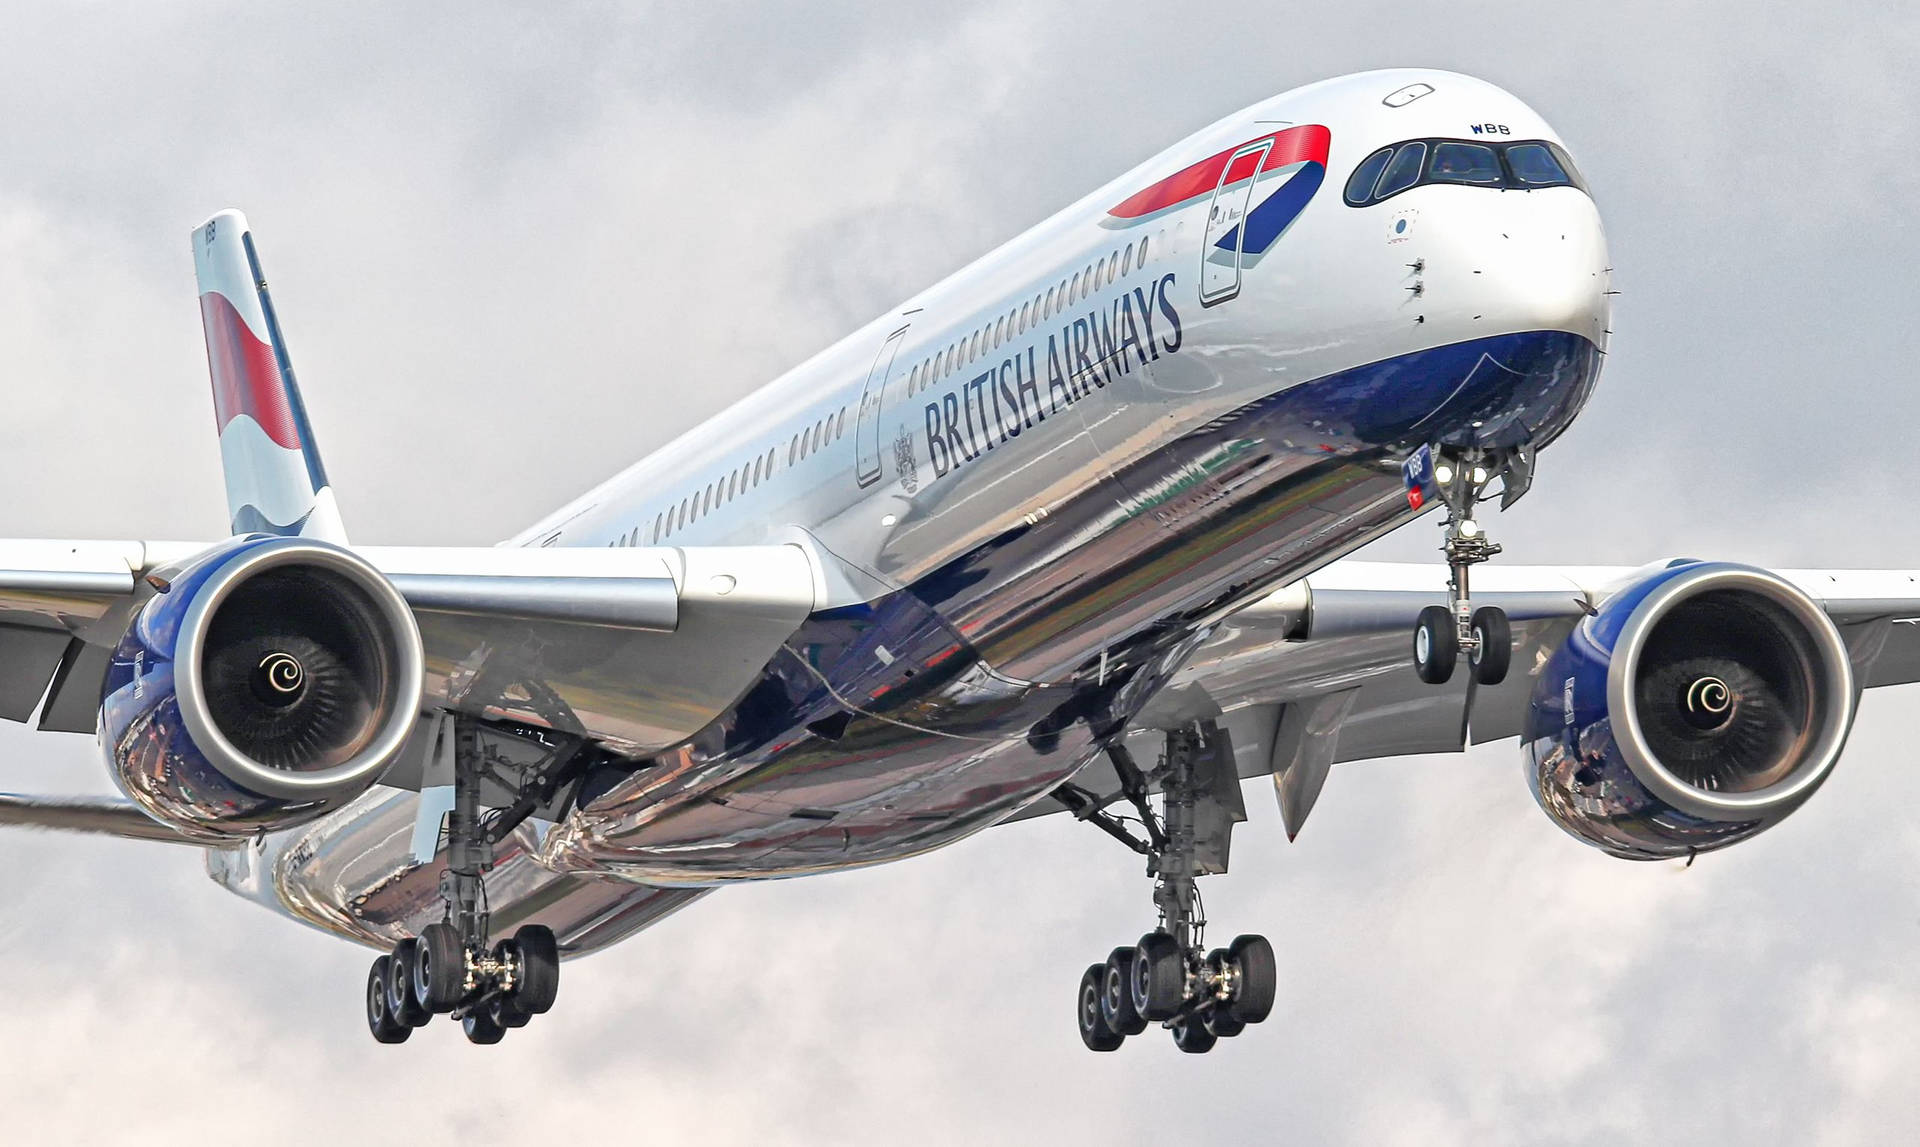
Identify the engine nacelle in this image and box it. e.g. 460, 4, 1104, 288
1524, 561, 1854, 860
100, 535, 425, 839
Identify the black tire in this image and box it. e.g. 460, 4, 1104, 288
1101, 947, 1147, 1036
1469, 606, 1511, 686
462, 1005, 506, 1045
1227, 934, 1277, 1024
492, 995, 534, 1029
1171, 1015, 1217, 1054
1414, 605, 1457, 685
1205, 1008, 1247, 1038
510, 925, 560, 1015
366, 956, 410, 1044
413, 921, 466, 1014
387, 939, 430, 1028
1077, 964, 1123, 1052
1132, 932, 1185, 1022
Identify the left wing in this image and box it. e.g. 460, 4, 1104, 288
1017, 560, 1920, 839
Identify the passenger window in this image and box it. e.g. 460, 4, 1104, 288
1373, 142, 1425, 199
1344, 147, 1394, 205
1137, 236, 1149, 265
1505, 142, 1572, 187
1428, 141, 1501, 186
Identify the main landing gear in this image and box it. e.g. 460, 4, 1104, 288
1411, 446, 1513, 688
1059, 722, 1278, 1054
364, 716, 563, 1045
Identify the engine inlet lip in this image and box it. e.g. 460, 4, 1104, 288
173, 538, 425, 801
1606, 563, 1853, 821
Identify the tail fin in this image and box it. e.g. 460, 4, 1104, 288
191, 209, 346, 543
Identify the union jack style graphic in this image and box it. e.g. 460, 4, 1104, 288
1106, 123, 1330, 264
192, 210, 346, 542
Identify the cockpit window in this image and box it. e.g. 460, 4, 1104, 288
1343, 138, 1587, 206
1373, 142, 1427, 200
1504, 142, 1574, 187
1344, 147, 1394, 206
1428, 142, 1502, 186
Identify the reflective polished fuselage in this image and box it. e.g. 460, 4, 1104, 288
230, 70, 1612, 951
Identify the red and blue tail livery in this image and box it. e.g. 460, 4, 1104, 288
191, 210, 345, 542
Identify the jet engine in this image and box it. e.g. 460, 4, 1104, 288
99, 535, 424, 839
1524, 561, 1854, 860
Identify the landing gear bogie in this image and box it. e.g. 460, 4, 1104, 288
359, 715, 568, 1045
1067, 722, 1281, 1053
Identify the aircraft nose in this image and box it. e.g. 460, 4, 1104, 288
1425, 189, 1612, 349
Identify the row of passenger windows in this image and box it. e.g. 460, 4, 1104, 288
609, 230, 1164, 548
1343, 138, 1586, 207
905, 234, 1153, 397
609, 407, 850, 547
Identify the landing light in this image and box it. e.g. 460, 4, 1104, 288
1470, 466, 1490, 486
1459, 519, 1481, 538
1435, 464, 1455, 486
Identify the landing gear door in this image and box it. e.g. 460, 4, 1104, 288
855, 326, 909, 488
1199, 140, 1273, 307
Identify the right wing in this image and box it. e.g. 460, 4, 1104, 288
0, 538, 819, 751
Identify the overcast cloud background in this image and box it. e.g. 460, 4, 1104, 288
0, 3, 1916, 1142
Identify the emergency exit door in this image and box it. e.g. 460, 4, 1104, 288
854, 325, 909, 488
1198, 140, 1274, 307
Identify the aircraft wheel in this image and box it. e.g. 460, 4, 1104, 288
492, 995, 534, 1029
1205, 1008, 1246, 1038
1469, 606, 1511, 686
1077, 965, 1123, 1052
414, 921, 466, 1014
1101, 947, 1147, 1036
1171, 1014, 1217, 1054
366, 956, 410, 1044
462, 1005, 506, 1045
1227, 934, 1277, 1024
1132, 932, 1185, 1022
387, 939, 429, 1028
509, 925, 560, 1014
1414, 606, 1457, 684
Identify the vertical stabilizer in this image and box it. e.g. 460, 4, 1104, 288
191, 210, 346, 542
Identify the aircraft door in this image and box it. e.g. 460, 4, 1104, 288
1198, 139, 1273, 307
855, 325, 909, 487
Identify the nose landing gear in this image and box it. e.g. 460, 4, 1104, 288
1411, 446, 1516, 688
1061, 722, 1279, 1053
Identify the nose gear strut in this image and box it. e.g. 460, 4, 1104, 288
1059, 721, 1278, 1054
1411, 445, 1516, 688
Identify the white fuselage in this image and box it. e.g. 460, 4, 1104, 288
235, 69, 1613, 954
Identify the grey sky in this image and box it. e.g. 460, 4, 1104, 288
0, 2, 1916, 1141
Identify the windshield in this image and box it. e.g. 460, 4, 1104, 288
1343, 138, 1587, 206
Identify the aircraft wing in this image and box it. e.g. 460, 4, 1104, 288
1012, 560, 1920, 837
0, 537, 818, 755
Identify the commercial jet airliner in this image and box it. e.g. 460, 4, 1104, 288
2, 69, 1908, 1052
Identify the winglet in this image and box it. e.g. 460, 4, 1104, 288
191, 210, 346, 542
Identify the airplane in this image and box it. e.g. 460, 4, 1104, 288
1, 66, 1910, 1054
